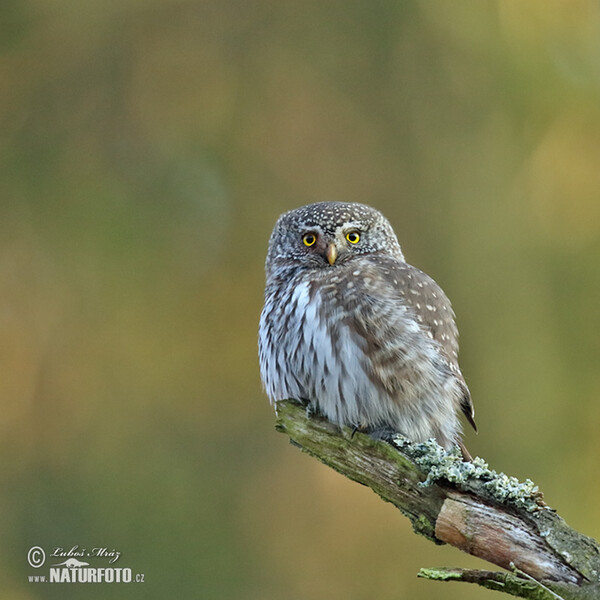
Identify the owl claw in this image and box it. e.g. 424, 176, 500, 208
368, 426, 398, 443
350, 422, 371, 438
303, 400, 318, 419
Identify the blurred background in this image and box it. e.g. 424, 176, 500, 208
2, 1, 600, 598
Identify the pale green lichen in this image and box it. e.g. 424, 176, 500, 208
413, 513, 437, 539
417, 567, 464, 581
392, 434, 546, 512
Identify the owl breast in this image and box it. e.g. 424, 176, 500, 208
258, 264, 463, 446
260, 277, 371, 424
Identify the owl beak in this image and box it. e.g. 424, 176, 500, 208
326, 243, 337, 265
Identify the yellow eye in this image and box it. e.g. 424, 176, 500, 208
346, 231, 360, 244
303, 233, 317, 247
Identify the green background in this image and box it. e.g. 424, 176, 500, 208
2, 1, 600, 598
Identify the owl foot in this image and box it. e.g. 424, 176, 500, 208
350, 424, 361, 439
350, 422, 376, 439
302, 400, 322, 420
367, 426, 398, 443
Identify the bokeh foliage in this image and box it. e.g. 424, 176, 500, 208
2, 1, 600, 598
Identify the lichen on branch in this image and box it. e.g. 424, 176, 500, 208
274, 399, 600, 600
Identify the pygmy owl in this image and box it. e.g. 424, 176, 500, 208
258, 202, 476, 457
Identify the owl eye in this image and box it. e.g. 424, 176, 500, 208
346, 231, 360, 244
302, 233, 317, 247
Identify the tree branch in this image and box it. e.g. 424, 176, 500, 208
275, 400, 600, 600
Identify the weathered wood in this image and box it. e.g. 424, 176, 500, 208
275, 400, 600, 599
435, 493, 579, 584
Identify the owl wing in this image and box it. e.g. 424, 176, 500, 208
374, 257, 477, 432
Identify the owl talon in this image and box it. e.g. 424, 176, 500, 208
368, 426, 398, 443
304, 401, 319, 419
351, 422, 371, 438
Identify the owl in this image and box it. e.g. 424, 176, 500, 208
258, 202, 476, 458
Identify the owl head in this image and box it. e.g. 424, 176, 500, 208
265, 202, 404, 273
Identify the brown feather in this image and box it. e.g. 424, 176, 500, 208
366, 256, 477, 433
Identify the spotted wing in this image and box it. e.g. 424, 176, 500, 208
371, 256, 477, 431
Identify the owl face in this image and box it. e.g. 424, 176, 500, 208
266, 202, 404, 272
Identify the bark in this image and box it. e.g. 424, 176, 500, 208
275, 400, 600, 600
